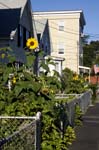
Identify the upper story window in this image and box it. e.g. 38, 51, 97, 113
58, 43, 65, 54
58, 21, 64, 31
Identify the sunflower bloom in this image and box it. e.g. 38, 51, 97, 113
1, 53, 5, 59
26, 38, 38, 50
73, 75, 78, 80
12, 77, 16, 84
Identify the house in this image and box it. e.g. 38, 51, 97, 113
0, 0, 36, 63
33, 10, 86, 74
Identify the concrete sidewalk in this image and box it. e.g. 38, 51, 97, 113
69, 103, 99, 150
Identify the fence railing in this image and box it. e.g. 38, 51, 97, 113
56, 90, 92, 126
0, 112, 41, 150
0, 91, 92, 149
55, 93, 81, 99
67, 90, 92, 126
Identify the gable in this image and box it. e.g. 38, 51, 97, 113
0, 0, 27, 9
20, 1, 33, 33
0, 8, 21, 39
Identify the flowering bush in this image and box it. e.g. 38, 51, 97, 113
0, 45, 76, 149
0, 42, 90, 149
61, 68, 89, 94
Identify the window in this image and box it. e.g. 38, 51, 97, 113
58, 43, 64, 54
23, 27, 26, 47
58, 21, 64, 31
26, 30, 31, 40
37, 33, 41, 43
17, 25, 20, 47
17, 25, 23, 47
17, 25, 31, 48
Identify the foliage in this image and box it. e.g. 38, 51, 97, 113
42, 125, 76, 150
0, 45, 91, 149
61, 68, 89, 94
0, 48, 77, 150
83, 40, 99, 67
74, 104, 83, 126
88, 83, 97, 103
61, 68, 74, 92
65, 126, 76, 146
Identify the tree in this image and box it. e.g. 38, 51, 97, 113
83, 40, 99, 67
82, 34, 90, 45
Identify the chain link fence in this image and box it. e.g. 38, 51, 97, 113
56, 90, 92, 126
0, 112, 41, 150
67, 90, 92, 125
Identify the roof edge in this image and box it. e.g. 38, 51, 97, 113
33, 10, 84, 15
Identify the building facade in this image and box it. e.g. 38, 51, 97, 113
33, 10, 86, 74
0, 0, 35, 63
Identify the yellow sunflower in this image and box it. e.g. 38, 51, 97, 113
12, 77, 16, 84
1, 53, 5, 59
73, 74, 78, 80
26, 38, 38, 50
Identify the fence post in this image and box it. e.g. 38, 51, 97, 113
35, 112, 41, 150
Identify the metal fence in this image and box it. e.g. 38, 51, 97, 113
0, 91, 92, 149
56, 90, 92, 126
66, 90, 92, 126
0, 112, 41, 150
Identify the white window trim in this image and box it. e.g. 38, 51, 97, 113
57, 43, 65, 54
58, 21, 64, 31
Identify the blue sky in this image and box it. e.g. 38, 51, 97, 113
31, 0, 99, 41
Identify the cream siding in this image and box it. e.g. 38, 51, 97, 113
33, 10, 86, 74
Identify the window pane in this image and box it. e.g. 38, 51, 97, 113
59, 49, 64, 54
59, 26, 64, 31
58, 43, 64, 54
58, 21, 64, 31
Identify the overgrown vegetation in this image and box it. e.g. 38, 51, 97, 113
74, 104, 83, 126
0, 46, 91, 149
61, 68, 89, 94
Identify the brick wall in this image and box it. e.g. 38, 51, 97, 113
90, 76, 99, 84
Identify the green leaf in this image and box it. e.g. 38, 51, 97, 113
40, 62, 49, 73
26, 53, 35, 67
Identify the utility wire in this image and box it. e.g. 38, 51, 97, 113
0, 0, 99, 39
33, 19, 99, 42
33, 12, 83, 35
32, 21, 84, 50
0, 1, 99, 41
36, 28, 83, 48
0, 0, 99, 38
33, 18, 81, 36
34, 21, 80, 42
33, 12, 99, 39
